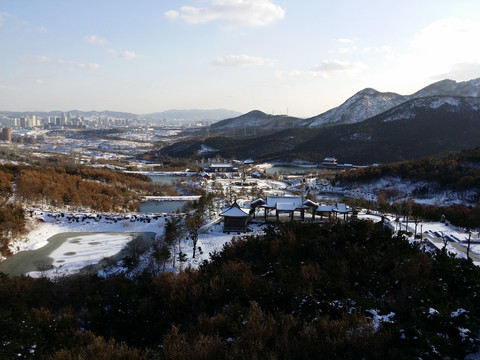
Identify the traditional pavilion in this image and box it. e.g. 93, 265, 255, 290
249, 196, 319, 222
247, 197, 353, 222
332, 203, 353, 220
220, 202, 250, 232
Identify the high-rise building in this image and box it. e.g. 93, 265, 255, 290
1, 128, 12, 142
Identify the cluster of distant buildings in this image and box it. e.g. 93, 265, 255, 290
0, 126, 43, 144
0, 113, 83, 129
0, 112, 130, 130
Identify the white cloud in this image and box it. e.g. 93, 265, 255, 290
310, 60, 366, 76
332, 38, 360, 54
434, 62, 480, 81
84, 34, 108, 45
107, 49, 138, 60
212, 54, 275, 67
164, 10, 179, 20
120, 50, 137, 60
288, 60, 366, 78
74, 62, 100, 70
165, 0, 285, 28
408, 17, 480, 78
22, 56, 99, 70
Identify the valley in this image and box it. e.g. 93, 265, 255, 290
0, 77, 479, 359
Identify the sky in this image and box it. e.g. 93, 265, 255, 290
1, 0, 480, 118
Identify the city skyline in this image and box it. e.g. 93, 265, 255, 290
1, 0, 480, 117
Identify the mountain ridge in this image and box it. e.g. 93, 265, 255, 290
201, 77, 480, 133
158, 94, 480, 164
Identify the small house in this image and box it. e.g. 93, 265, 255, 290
321, 157, 338, 168
220, 202, 250, 232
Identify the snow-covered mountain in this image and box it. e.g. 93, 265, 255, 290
306, 88, 406, 127
377, 96, 480, 123
410, 78, 480, 99
189, 78, 480, 136
306, 77, 480, 128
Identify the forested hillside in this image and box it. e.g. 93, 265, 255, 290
336, 148, 480, 229
158, 97, 480, 165
336, 147, 480, 188
1, 221, 480, 359
0, 165, 158, 256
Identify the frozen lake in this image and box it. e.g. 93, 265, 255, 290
148, 174, 190, 184
0, 232, 155, 277
264, 165, 319, 175
138, 200, 190, 213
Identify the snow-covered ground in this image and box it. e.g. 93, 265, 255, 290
380, 213, 480, 264
334, 176, 478, 206
2, 206, 477, 280
0, 209, 266, 279
1, 172, 478, 279
1, 211, 170, 277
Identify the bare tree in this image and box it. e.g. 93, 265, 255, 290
467, 229, 472, 260
440, 231, 449, 250
163, 217, 183, 268
185, 209, 205, 259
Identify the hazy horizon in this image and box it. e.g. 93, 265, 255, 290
1, 0, 480, 117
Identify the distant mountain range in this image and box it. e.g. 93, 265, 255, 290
159, 77, 480, 164
307, 78, 480, 128
0, 109, 242, 123
140, 109, 242, 122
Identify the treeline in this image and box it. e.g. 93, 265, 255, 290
0, 168, 25, 255
2, 221, 480, 359
336, 147, 480, 191
10, 165, 151, 211
0, 162, 206, 256
0, 164, 159, 256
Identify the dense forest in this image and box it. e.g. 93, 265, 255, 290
335, 147, 480, 189
1, 221, 480, 359
336, 148, 480, 229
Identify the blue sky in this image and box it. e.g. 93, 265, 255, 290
1, 0, 480, 117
